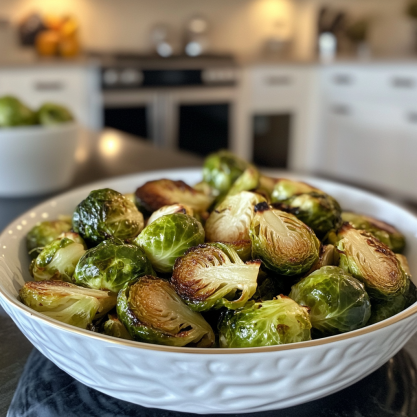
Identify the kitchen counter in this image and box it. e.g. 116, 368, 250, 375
1, 129, 417, 416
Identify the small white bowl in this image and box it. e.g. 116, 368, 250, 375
0, 169, 417, 414
0, 123, 79, 197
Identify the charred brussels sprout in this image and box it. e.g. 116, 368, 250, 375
289, 266, 371, 336
73, 240, 154, 293
250, 203, 320, 276
37, 103, 74, 125
271, 180, 342, 237
171, 243, 260, 312
147, 203, 194, 225
0, 96, 37, 127
226, 166, 260, 197
72, 188, 144, 246
117, 275, 215, 347
103, 314, 132, 340
32, 232, 86, 282
202, 150, 255, 195
342, 211, 406, 253
337, 224, 408, 300
134, 213, 205, 273
219, 296, 311, 348
304, 244, 340, 276
135, 179, 213, 215
26, 219, 72, 259
20, 281, 116, 328
205, 191, 266, 243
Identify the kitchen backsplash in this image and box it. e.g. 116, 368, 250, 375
0, 0, 414, 58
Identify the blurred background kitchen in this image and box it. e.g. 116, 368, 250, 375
1, 0, 417, 203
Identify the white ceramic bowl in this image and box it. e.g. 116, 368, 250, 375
0, 123, 79, 196
1, 168, 417, 414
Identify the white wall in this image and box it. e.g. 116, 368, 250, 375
0, 0, 415, 58
0, 0, 296, 57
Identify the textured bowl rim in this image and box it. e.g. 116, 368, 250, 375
1, 168, 417, 355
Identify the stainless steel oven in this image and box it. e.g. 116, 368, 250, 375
99, 54, 240, 157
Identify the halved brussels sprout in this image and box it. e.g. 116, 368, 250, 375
26, 219, 72, 259
0, 96, 37, 127
103, 314, 132, 340
117, 275, 215, 347
342, 211, 406, 253
73, 239, 154, 293
31, 232, 87, 282
19, 281, 116, 328
250, 203, 320, 276
37, 103, 74, 125
72, 188, 144, 246
147, 203, 194, 226
271, 179, 342, 237
135, 179, 213, 215
171, 243, 260, 312
134, 213, 205, 273
337, 224, 408, 300
205, 191, 266, 243
289, 266, 371, 336
218, 295, 311, 348
202, 150, 255, 194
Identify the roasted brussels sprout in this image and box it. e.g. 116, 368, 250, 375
171, 243, 260, 312
26, 219, 72, 259
31, 232, 86, 282
305, 244, 340, 276
73, 239, 154, 293
226, 166, 260, 197
271, 179, 342, 237
337, 224, 408, 300
117, 275, 215, 347
134, 213, 205, 273
37, 103, 74, 125
135, 179, 213, 215
103, 314, 132, 340
147, 203, 194, 225
19, 281, 116, 328
218, 295, 311, 348
250, 203, 320, 276
0, 96, 37, 127
202, 150, 255, 195
290, 266, 371, 336
217, 240, 252, 262
205, 191, 266, 243
342, 211, 406, 253
72, 188, 144, 246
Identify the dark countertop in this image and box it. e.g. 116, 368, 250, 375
1, 129, 417, 416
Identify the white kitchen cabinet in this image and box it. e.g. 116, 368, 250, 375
317, 63, 417, 201
0, 66, 101, 129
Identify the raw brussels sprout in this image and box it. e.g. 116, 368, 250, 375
73, 239, 154, 293
337, 224, 408, 300
37, 103, 74, 125
72, 188, 144, 246
0, 96, 37, 127
135, 179, 213, 215
202, 150, 253, 194
250, 203, 320, 276
271, 179, 342, 237
134, 213, 205, 273
117, 275, 215, 347
31, 232, 87, 282
342, 211, 406, 253
147, 203, 194, 226
205, 191, 266, 243
289, 266, 371, 336
103, 314, 132, 340
171, 243, 260, 312
19, 281, 116, 328
26, 219, 72, 259
218, 295, 311, 348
